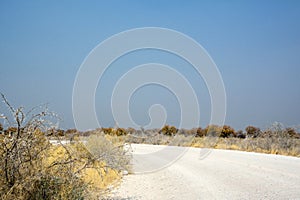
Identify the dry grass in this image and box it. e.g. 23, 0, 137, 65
191, 137, 300, 157
0, 95, 127, 199
46, 143, 119, 196
118, 131, 300, 157
0, 132, 129, 200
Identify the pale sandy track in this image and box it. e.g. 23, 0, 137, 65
110, 144, 300, 200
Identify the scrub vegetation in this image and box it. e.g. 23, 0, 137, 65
90, 123, 300, 157
0, 94, 130, 200
1, 93, 299, 199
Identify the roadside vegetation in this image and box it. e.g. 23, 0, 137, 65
77, 124, 300, 157
1, 93, 299, 199
0, 94, 130, 200
48, 123, 300, 157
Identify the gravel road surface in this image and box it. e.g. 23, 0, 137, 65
110, 144, 300, 200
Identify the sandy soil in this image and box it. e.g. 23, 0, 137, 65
109, 144, 300, 200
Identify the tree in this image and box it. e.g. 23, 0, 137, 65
220, 125, 236, 138
160, 125, 178, 136
264, 122, 299, 138
195, 127, 206, 137
286, 127, 298, 138
0, 93, 60, 198
236, 130, 246, 139
102, 127, 114, 135
116, 128, 127, 136
65, 128, 78, 135
245, 126, 261, 138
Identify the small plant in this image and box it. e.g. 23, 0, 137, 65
102, 127, 115, 135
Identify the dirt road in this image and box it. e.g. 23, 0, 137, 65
110, 144, 300, 200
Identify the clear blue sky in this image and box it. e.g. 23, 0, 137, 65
0, 0, 299, 130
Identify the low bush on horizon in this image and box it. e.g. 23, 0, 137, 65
82, 123, 300, 157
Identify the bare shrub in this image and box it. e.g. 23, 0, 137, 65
0, 93, 62, 199
245, 126, 261, 138
126, 129, 163, 145
84, 134, 131, 172
125, 127, 136, 135
205, 125, 222, 137
169, 134, 194, 146
0, 94, 125, 199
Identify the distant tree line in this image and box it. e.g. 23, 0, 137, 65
2, 123, 298, 139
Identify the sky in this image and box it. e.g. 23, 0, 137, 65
0, 0, 300, 131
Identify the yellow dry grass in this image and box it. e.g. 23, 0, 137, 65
82, 167, 120, 189
45, 143, 121, 195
